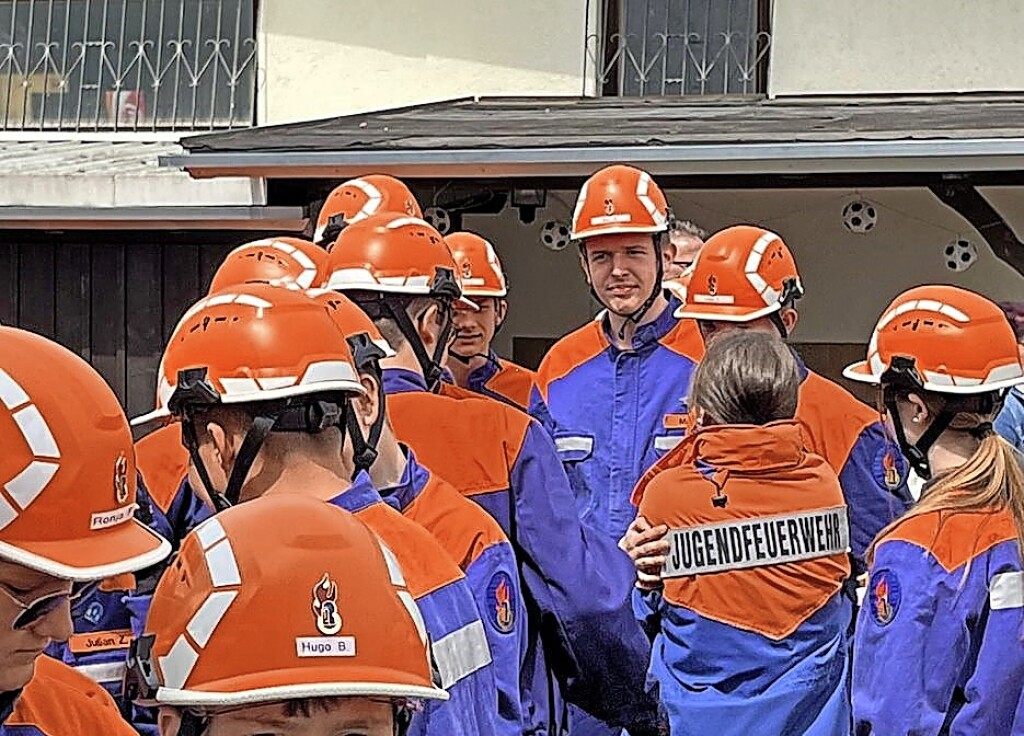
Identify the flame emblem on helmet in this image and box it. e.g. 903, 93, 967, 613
114, 453, 129, 504
312, 573, 343, 635
707, 274, 718, 297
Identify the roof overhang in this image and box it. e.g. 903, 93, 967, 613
164, 136, 1024, 179
0, 206, 307, 230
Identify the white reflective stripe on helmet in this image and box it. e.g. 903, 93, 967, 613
343, 178, 384, 225
158, 518, 241, 690
0, 368, 61, 531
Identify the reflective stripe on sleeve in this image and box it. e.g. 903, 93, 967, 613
74, 661, 128, 685
991, 571, 1024, 610
431, 619, 493, 690
554, 436, 594, 454
662, 506, 850, 578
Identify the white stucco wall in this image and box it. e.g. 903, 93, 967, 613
770, 0, 1024, 95
258, 0, 597, 124
468, 186, 1024, 360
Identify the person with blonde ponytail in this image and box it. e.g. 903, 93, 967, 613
844, 284, 1024, 734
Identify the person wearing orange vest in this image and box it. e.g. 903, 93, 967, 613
132, 284, 507, 736
315, 174, 424, 248
0, 326, 170, 735
529, 165, 704, 553
127, 494, 448, 736
326, 213, 664, 736
444, 231, 536, 411
627, 225, 912, 580
632, 329, 852, 735
844, 286, 1024, 734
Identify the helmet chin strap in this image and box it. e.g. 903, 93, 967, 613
883, 390, 955, 482
181, 399, 347, 513
382, 296, 453, 391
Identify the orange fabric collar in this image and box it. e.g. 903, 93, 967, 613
685, 421, 807, 472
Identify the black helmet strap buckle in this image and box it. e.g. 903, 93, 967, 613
881, 355, 1004, 480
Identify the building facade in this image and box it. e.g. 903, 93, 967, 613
3, 0, 1024, 410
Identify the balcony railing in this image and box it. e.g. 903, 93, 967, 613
0, 0, 255, 132
587, 0, 771, 97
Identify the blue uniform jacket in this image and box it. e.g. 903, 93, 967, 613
853, 507, 1024, 734
455, 349, 536, 411
383, 368, 662, 735
633, 422, 852, 736
529, 298, 703, 544
381, 450, 526, 734
329, 473, 503, 736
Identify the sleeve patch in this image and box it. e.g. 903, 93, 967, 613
873, 445, 908, 492
868, 568, 902, 626
486, 571, 516, 635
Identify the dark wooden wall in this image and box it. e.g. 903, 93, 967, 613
0, 231, 274, 420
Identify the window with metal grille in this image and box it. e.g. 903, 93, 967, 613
0, 0, 256, 132
588, 0, 771, 97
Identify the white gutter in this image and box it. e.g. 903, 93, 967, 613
162, 137, 1024, 179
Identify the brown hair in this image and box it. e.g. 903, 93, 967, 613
869, 391, 1024, 564
689, 330, 799, 426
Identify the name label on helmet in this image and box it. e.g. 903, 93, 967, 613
89, 504, 138, 531
692, 294, 736, 305
590, 214, 632, 226
295, 636, 357, 658
662, 506, 849, 578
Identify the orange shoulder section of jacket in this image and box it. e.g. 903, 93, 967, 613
879, 507, 1018, 573
658, 317, 705, 362
9, 656, 136, 733
534, 321, 608, 401
796, 370, 878, 474
404, 471, 511, 571
638, 455, 849, 640
354, 502, 465, 598
387, 390, 527, 496
490, 359, 537, 410
134, 424, 189, 514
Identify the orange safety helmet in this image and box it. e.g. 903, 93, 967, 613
131, 494, 446, 712
570, 164, 670, 241
444, 232, 508, 299
315, 175, 423, 247
844, 285, 1024, 394
675, 225, 804, 325
306, 288, 396, 475
844, 285, 1024, 479
134, 284, 364, 429
325, 213, 472, 306
324, 212, 474, 388
306, 288, 396, 368
0, 327, 169, 580
208, 237, 329, 293
131, 284, 365, 510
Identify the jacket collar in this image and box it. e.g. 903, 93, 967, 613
382, 367, 429, 395
467, 350, 502, 391
328, 471, 384, 514
379, 448, 429, 514
600, 296, 681, 351
683, 421, 807, 472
